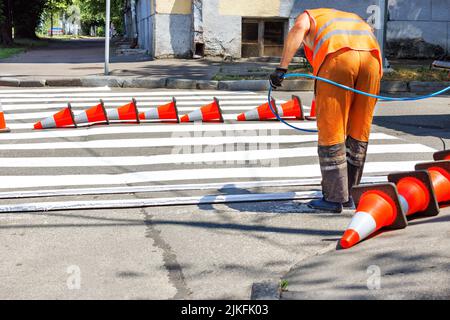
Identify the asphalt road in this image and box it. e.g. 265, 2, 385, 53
0, 86, 448, 299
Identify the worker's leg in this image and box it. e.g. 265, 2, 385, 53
315, 49, 359, 204
346, 51, 381, 192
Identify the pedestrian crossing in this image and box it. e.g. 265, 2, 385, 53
0, 87, 437, 211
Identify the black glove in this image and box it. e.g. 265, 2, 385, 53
269, 67, 288, 89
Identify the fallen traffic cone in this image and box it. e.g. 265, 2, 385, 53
107, 98, 140, 123
340, 183, 407, 249
305, 99, 316, 121
433, 150, 450, 161
139, 97, 179, 123
0, 101, 10, 133
237, 98, 277, 121
180, 98, 223, 122
34, 104, 77, 130
416, 161, 450, 204
388, 171, 439, 217
74, 100, 109, 126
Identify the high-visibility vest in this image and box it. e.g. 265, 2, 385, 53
303, 8, 383, 76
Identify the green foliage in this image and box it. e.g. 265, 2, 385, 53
0, 47, 24, 59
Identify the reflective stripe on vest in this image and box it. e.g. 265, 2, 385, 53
313, 29, 376, 59
304, 9, 382, 75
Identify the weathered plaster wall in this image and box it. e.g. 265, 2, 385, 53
218, 0, 281, 17
387, 0, 449, 55
153, 13, 192, 58
155, 0, 192, 14
202, 0, 241, 57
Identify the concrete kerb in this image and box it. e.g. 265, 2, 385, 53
0, 76, 448, 94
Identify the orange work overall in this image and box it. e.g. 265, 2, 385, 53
303, 8, 383, 203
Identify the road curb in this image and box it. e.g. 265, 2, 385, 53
0, 76, 448, 93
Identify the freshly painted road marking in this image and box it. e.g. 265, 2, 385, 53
0, 144, 434, 167
0, 161, 420, 189
0, 133, 396, 150
0, 177, 386, 199
0, 191, 323, 213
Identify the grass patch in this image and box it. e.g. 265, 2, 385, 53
280, 279, 289, 292
0, 37, 49, 60
383, 66, 448, 81
0, 47, 25, 59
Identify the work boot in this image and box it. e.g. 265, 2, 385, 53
307, 198, 343, 213
342, 196, 355, 209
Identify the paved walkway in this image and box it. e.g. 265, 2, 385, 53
0, 38, 271, 80
280, 206, 450, 299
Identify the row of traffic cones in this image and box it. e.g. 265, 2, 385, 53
32, 96, 316, 130
340, 149, 450, 249
33, 97, 223, 129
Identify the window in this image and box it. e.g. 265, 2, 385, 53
242, 18, 287, 57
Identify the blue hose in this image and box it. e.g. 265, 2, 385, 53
268, 73, 450, 133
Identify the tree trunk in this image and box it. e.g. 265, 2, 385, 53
0, 0, 13, 45
50, 14, 54, 37
12, 0, 45, 39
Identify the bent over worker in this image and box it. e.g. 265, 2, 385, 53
270, 8, 382, 213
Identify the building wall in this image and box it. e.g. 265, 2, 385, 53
387, 0, 449, 54
136, 0, 154, 54
134, 0, 449, 59
152, 0, 192, 58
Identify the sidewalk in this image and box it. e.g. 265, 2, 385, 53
0, 38, 222, 79
274, 205, 450, 299
1, 38, 449, 93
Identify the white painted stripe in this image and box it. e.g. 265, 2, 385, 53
0, 86, 111, 95
0, 191, 322, 213
2, 100, 293, 111
0, 122, 326, 137
0, 177, 386, 199
0, 91, 256, 101
0, 144, 434, 167
346, 211, 377, 241
0, 133, 399, 150
0, 135, 319, 150
0, 161, 420, 189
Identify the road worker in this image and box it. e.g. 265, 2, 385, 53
270, 8, 382, 213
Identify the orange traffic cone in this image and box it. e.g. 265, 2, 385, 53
180, 98, 223, 122
237, 98, 277, 121
305, 99, 316, 121
237, 96, 305, 121
139, 97, 179, 123
388, 171, 439, 217
74, 100, 109, 126
0, 101, 10, 133
416, 161, 450, 204
433, 150, 450, 161
279, 95, 305, 120
340, 183, 407, 249
34, 104, 77, 130
107, 98, 140, 123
